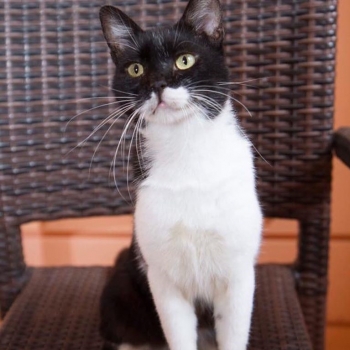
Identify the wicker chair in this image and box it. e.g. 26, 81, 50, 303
0, 0, 348, 349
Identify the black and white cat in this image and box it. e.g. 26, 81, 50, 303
99, 1, 262, 349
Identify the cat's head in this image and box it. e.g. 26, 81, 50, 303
100, 0, 229, 125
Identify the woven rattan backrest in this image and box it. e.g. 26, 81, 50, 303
0, 0, 337, 226
0, 0, 337, 315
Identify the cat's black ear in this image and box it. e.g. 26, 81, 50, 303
99, 6, 143, 55
179, 0, 224, 43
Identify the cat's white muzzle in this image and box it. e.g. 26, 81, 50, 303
141, 87, 192, 124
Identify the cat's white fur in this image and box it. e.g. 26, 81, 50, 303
119, 327, 217, 350
140, 87, 191, 125
131, 87, 262, 350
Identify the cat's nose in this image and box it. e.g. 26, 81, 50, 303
152, 80, 167, 92
152, 80, 167, 102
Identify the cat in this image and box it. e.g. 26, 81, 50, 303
99, 1, 262, 349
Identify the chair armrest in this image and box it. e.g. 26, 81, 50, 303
334, 127, 350, 168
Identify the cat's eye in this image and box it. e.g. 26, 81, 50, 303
127, 63, 144, 77
175, 54, 196, 70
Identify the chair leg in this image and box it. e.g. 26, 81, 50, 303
296, 217, 330, 350
0, 223, 28, 317
298, 294, 327, 350
0, 269, 30, 318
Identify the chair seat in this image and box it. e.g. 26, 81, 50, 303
0, 265, 311, 350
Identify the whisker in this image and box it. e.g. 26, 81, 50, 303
192, 83, 253, 101
191, 95, 222, 117
229, 96, 253, 118
219, 77, 268, 84
191, 91, 226, 110
218, 82, 260, 90
75, 96, 132, 101
190, 90, 268, 165
193, 89, 253, 118
110, 115, 134, 203
109, 89, 137, 97
234, 123, 271, 166
111, 107, 141, 203
67, 102, 135, 156
136, 113, 147, 178
189, 83, 248, 100
185, 79, 213, 88
191, 93, 222, 110
98, 85, 137, 96
218, 77, 268, 89
88, 105, 135, 176
126, 113, 144, 204
88, 119, 123, 178
84, 103, 135, 143
65, 100, 133, 131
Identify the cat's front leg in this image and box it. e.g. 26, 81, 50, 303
214, 260, 255, 350
147, 268, 197, 350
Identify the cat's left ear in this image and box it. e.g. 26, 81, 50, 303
178, 0, 224, 44
99, 6, 143, 55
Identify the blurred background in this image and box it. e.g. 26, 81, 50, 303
19, 0, 350, 349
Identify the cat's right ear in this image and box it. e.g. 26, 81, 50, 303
99, 6, 143, 55
178, 0, 224, 44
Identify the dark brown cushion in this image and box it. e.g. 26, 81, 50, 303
0, 265, 311, 349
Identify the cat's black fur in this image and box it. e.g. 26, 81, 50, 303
100, 239, 166, 347
100, 240, 215, 348
99, 1, 229, 120
99, 0, 229, 348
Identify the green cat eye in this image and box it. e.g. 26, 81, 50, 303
127, 63, 144, 77
175, 54, 196, 70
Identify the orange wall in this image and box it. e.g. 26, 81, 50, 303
332, 0, 350, 237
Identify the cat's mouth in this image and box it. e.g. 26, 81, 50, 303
152, 100, 180, 114
142, 87, 191, 124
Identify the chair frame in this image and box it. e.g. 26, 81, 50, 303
0, 1, 343, 349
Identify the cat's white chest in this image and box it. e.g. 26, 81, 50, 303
135, 104, 262, 300
166, 221, 229, 298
